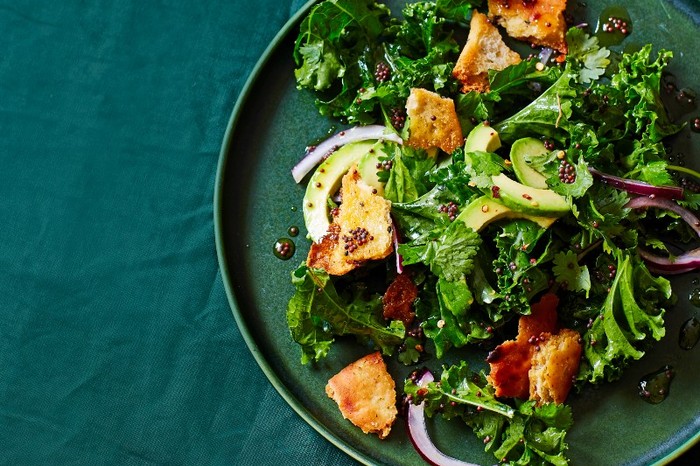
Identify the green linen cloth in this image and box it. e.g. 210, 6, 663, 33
1, 1, 698, 465
0, 1, 357, 464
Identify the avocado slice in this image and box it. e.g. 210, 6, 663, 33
510, 138, 549, 189
303, 140, 393, 242
356, 142, 390, 197
457, 196, 558, 232
490, 173, 569, 217
464, 123, 502, 153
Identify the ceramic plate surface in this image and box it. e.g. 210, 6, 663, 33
215, 1, 700, 464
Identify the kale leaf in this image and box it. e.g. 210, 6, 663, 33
286, 265, 405, 364
405, 362, 574, 466
577, 250, 672, 384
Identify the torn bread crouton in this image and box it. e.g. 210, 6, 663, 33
307, 166, 393, 275
485, 338, 535, 399
405, 88, 463, 154
487, 0, 569, 54
325, 352, 397, 439
487, 293, 558, 399
529, 328, 583, 405
488, 293, 582, 404
382, 273, 418, 327
452, 11, 521, 93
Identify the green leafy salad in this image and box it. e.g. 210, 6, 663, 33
284, 0, 699, 464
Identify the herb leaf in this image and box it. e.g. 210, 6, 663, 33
286, 265, 405, 364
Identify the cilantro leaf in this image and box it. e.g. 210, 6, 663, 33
552, 250, 591, 296
565, 28, 611, 84
399, 219, 482, 281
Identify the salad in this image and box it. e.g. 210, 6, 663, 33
283, 0, 700, 464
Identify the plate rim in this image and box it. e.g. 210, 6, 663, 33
213, 1, 378, 464
213, 1, 700, 465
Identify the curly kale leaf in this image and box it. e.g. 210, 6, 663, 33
294, 0, 390, 91
405, 362, 574, 466
414, 273, 494, 358
492, 219, 553, 315
611, 44, 684, 142
578, 250, 672, 384
286, 265, 405, 364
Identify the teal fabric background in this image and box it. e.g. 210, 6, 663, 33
0, 1, 356, 464
0, 1, 697, 465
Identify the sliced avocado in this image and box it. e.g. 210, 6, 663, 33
303, 140, 376, 241
510, 138, 548, 189
456, 196, 558, 232
464, 123, 502, 153
490, 173, 569, 217
356, 142, 391, 197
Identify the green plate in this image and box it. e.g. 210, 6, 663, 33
215, 1, 700, 464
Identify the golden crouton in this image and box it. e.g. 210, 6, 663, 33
325, 352, 397, 439
486, 338, 534, 399
529, 328, 582, 405
452, 11, 522, 93
307, 166, 393, 275
487, 293, 558, 399
487, 0, 569, 53
487, 293, 582, 404
405, 88, 463, 154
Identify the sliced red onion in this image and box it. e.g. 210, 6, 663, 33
392, 220, 404, 274
637, 248, 700, 275
625, 196, 700, 236
291, 125, 402, 183
626, 195, 700, 274
538, 47, 553, 64
589, 167, 684, 200
406, 370, 480, 466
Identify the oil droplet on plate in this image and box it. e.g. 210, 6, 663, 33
679, 317, 700, 350
638, 365, 675, 404
288, 226, 300, 237
595, 6, 632, 47
273, 238, 295, 260
689, 288, 700, 307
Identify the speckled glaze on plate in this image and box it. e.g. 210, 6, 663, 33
214, 1, 700, 464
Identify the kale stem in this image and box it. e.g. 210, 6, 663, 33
668, 164, 700, 181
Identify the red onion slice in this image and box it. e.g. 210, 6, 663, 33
626, 195, 700, 274
392, 220, 404, 274
589, 167, 684, 200
292, 125, 402, 183
406, 370, 480, 466
538, 47, 553, 64
626, 196, 700, 236
637, 248, 700, 275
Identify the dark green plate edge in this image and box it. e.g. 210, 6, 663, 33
213, 1, 374, 464
212, 2, 700, 465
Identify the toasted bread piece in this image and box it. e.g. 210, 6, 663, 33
518, 292, 559, 339
325, 352, 397, 439
405, 88, 463, 154
452, 11, 522, 93
487, 293, 559, 399
487, 0, 568, 53
382, 273, 418, 326
307, 166, 393, 275
529, 328, 582, 404
486, 338, 535, 399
